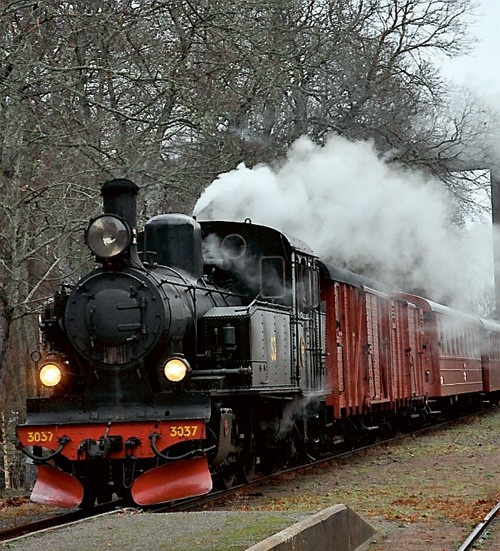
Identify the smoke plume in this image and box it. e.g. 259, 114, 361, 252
193, 134, 493, 312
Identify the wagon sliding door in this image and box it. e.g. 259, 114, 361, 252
365, 291, 392, 406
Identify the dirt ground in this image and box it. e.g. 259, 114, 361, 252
210, 408, 500, 550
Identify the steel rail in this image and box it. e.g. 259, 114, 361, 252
0, 499, 126, 543
457, 501, 500, 551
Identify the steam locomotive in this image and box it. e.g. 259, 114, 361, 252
16, 179, 500, 508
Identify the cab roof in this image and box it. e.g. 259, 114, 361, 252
198, 219, 315, 257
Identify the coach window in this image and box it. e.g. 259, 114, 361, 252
468, 328, 473, 357
438, 319, 446, 354
475, 328, 481, 357
448, 327, 454, 356
260, 256, 286, 299
437, 319, 442, 352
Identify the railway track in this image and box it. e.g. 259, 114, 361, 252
1, 409, 496, 545
0, 499, 125, 543
456, 501, 500, 551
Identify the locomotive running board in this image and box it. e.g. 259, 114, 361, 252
31, 464, 84, 508
131, 456, 213, 506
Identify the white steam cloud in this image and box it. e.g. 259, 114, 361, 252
193, 134, 494, 313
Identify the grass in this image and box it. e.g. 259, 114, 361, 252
224, 409, 500, 528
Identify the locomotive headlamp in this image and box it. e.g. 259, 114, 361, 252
39, 362, 63, 387
86, 215, 131, 259
163, 357, 191, 382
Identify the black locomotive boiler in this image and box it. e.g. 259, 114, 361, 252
16, 178, 326, 507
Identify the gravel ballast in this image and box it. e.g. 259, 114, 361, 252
1, 510, 310, 551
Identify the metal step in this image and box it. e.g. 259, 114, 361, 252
362, 425, 379, 432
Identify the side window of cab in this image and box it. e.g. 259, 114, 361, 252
297, 258, 319, 312
260, 256, 286, 299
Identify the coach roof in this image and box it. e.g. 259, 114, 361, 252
317, 260, 392, 294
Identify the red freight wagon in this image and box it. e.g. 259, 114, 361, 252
320, 264, 426, 419
480, 318, 500, 393
398, 294, 483, 397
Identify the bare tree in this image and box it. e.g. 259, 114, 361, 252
163, 0, 487, 212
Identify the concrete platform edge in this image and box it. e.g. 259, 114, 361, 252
244, 504, 376, 551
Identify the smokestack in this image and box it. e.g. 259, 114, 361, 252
99, 178, 142, 267
491, 171, 500, 319
101, 178, 139, 228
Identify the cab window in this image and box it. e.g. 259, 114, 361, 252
260, 256, 285, 299
297, 260, 319, 311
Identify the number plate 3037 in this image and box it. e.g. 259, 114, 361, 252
26, 431, 54, 444
168, 422, 204, 440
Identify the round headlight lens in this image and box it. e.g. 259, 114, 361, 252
86, 215, 131, 259
163, 357, 191, 382
39, 363, 62, 387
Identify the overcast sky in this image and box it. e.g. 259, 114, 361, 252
441, 0, 500, 109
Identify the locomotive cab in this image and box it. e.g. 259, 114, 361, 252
200, 220, 319, 307
198, 220, 325, 394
